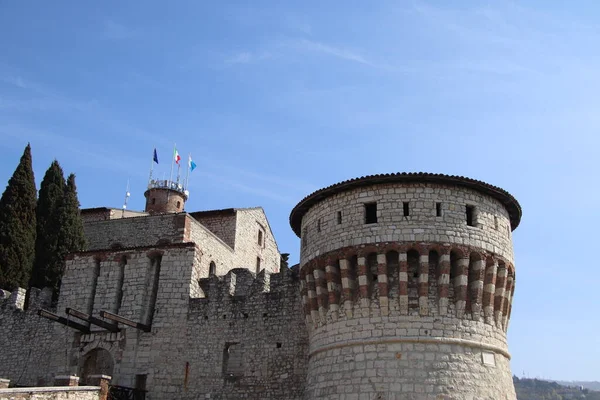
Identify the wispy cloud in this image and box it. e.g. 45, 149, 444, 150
294, 38, 381, 68
225, 51, 272, 65
192, 170, 299, 205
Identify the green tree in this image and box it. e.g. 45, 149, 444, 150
51, 173, 86, 298
30, 160, 65, 289
0, 144, 37, 290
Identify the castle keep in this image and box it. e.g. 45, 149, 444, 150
0, 173, 522, 399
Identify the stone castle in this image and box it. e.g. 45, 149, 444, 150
0, 172, 521, 399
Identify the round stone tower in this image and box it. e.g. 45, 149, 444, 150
290, 172, 521, 400
144, 179, 188, 214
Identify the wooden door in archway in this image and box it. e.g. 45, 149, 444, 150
80, 348, 114, 385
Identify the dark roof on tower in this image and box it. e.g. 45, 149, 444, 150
289, 172, 522, 237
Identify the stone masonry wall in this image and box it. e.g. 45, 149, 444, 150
183, 267, 308, 400
0, 288, 57, 387
45, 243, 205, 399
186, 216, 235, 281
190, 210, 237, 248
0, 387, 100, 400
232, 208, 280, 274
83, 213, 186, 250
300, 183, 514, 265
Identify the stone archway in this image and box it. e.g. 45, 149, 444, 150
80, 348, 114, 385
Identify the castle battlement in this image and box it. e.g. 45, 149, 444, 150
0, 286, 53, 312
193, 267, 299, 305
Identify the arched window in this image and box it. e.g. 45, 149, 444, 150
209, 261, 216, 276
176, 201, 181, 209
257, 230, 263, 246
151, 198, 156, 205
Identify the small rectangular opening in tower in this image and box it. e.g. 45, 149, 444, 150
258, 230, 263, 246
494, 216, 498, 230
317, 219, 321, 232
466, 205, 475, 226
256, 257, 261, 274
436, 202, 442, 217
364, 203, 377, 224
403, 202, 410, 216
337, 211, 342, 224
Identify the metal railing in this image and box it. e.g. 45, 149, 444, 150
147, 179, 185, 192
108, 384, 146, 400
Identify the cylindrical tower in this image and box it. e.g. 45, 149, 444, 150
290, 173, 522, 400
144, 179, 188, 214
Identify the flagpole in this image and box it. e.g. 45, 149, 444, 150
169, 143, 175, 186
185, 153, 191, 190
168, 143, 176, 202
148, 147, 155, 184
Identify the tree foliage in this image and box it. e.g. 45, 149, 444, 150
0, 144, 37, 290
33, 172, 87, 298
30, 160, 65, 289
514, 376, 600, 400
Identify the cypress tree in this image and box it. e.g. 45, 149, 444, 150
0, 144, 37, 290
30, 160, 65, 289
50, 173, 86, 298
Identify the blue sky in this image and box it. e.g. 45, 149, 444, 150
1, 0, 599, 382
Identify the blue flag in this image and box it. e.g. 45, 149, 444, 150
153, 148, 159, 164
189, 155, 197, 171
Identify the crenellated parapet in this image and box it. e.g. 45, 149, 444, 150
192, 266, 300, 312
0, 286, 54, 312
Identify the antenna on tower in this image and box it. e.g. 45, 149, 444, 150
122, 178, 131, 217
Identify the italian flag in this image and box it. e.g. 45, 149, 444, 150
174, 148, 181, 164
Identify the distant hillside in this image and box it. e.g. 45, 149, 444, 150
555, 381, 600, 392
514, 376, 600, 400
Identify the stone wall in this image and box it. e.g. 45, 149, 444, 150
184, 267, 308, 400
190, 209, 237, 248
0, 387, 100, 400
83, 213, 186, 250
186, 216, 235, 282
49, 243, 200, 394
0, 288, 58, 387
300, 183, 515, 265
232, 208, 280, 274
81, 208, 147, 223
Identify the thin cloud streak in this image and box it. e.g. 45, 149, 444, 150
225, 51, 272, 65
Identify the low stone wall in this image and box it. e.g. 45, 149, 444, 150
0, 386, 100, 400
